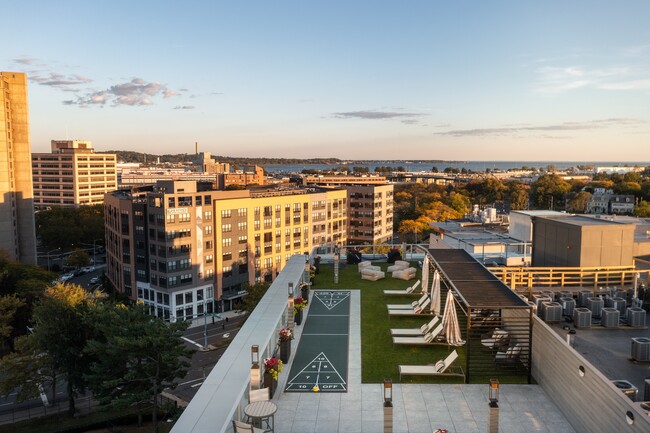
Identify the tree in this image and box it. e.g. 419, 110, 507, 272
635, 200, 650, 217
67, 249, 90, 269
566, 191, 592, 213
35, 205, 104, 252
32, 283, 96, 416
235, 282, 271, 314
85, 303, 192, 432
530, 174, 572, 209
398, 217, 430, 243
0, 295, 25, 348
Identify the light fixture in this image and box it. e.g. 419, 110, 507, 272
383, 378, 393, 404
578, 365, 585, 377
251, 345, 259, 366
288, 282, 294, 296
489, 379, 500, 404
626, 410, 634, 425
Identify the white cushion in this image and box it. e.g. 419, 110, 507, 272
435, 360, 445, 372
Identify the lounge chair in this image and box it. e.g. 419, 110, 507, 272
481, 329, 510, 350
232, 420, 265, 433
390, 316, 440, 336
398, 350, 464, 380
388, 298, 431, 317
393, 267, 417, 281
383, 280, 422, 296
387, 260, 410, 273
392, 324, 443, 345
495, 343, 523, 362
387, 293, 428, 310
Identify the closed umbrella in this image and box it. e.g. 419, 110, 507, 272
441, 290, 464, 346
421, 255, 429, 293
430, 270, 441, 316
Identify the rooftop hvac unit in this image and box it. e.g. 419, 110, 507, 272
612, 380, 638, 402
557, 291, 572, 301
614, 289, 627, 300
542, 302, 562, 322
631, 337, 650, 362
574, 308, 592, 328
645, 378, 650, 401
601, 308, 620, 328
578, 291, 593, 307
587, 298, 604, 318
560, 297, 575, 317
533, 295, 552, 315
606, 297, 626, 315
627, 307, 646, 328
638, 402, 650, 416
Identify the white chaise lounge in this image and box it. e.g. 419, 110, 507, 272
392, 324, 444, 345
383, 280, 422, 296
398, 350, 464, 381
390, 316, 440, 336
388, 298, 431, 317
386, 293, 428, 310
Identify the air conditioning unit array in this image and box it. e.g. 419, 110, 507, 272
556, 291, 572, 301
601, 308, 619, 328
587, 298, 604, 318
626, 307, 646, 328
631, 337, 650, 362
606, 297, 626, 315
541, 302, 562, 322
574, 308, 592, 328
612, 380, 638, 402
559, 297, 575, 317
578, 291, 593, 307
533, 295, 552, 315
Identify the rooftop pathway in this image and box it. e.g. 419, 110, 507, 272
271, 290, 577, 433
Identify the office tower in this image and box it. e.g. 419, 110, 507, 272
32, 140, 117, 207
0, 72, 36, 264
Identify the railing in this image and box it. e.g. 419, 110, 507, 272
169, 256, 307, 433
490, 265, 643, 293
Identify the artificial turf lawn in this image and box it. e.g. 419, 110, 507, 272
312, 260, 467, 384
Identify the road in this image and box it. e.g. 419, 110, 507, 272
169, 313, 246, 403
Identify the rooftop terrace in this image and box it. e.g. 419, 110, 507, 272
171, 249, 650, 433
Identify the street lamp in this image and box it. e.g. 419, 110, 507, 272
46, 248, 61, 272
488, 379, 500, 433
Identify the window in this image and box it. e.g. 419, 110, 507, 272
204, 225, 213, 235
204, 211, 212, 221
178, 213, 191, 222
204, 195, 212, 205
166, 213, 175, 223
221, 209, 232, 218
221, 223, 232, 233
195, 196, 202, 206
223, 252, 232, 261
254, 221, 260, 230
223, 265, 233, 277
176, 293, 183, 305
185, 292, 193, 304
238, 221, 247, 231
205, 254, 213, 264
237, 208, 247, 217
205, 269, 214, 278
238, 235, 248, 244
222, 238, 232, 247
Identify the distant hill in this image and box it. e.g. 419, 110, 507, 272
102, 150, 345, 166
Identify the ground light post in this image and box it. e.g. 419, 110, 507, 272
383, 378, 393, 433
287, 282, 295, 331
250, 345, 260, 391
334, 251, 340, 284
488, 379, 500, 433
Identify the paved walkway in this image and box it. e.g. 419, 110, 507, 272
272, 290, 577, 433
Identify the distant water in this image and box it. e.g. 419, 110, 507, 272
263, 161, 650, 173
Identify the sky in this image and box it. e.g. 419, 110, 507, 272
4, 1, 650, 161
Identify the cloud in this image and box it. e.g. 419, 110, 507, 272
437, 118, 644, 137
333, 110, 424, 120
13, 57, 38, 65
30, 72, 93, 92
173, 105, 195, 110
63, 78, 176, 107
533, 64, 649, 94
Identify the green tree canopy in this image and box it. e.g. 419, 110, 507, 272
530, 174, 572, 210
35, 205, 104, 252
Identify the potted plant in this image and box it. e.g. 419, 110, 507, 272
294, 297, 307, 325
263, 357, 283, 396
300, 282, 310, 302
278, 328, 293, 363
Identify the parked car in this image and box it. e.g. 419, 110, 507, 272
60, 273, 75, 282
89, 276, 100, 284
82, 266, 95, 273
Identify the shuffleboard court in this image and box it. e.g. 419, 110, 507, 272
285, 290, 350, 392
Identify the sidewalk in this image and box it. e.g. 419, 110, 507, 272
184, 310, 247, 329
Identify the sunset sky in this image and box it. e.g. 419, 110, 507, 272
5, 1, 650, 161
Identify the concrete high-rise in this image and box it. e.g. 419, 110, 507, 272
0, 72, 36, 264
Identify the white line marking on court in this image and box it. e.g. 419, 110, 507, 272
191, 382, 203, 388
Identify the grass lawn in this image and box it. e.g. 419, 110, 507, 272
312, 260, 467, 384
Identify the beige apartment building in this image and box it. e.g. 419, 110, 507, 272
32, 140, 117, 208
0, 72, 37, 264
301, 176, 394, 245
104, 181, 347, 319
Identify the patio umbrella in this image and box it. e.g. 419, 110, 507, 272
430, 270, 442, 316
441, 290, 464, 346
421, 255, 429, 292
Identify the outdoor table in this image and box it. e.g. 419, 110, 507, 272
244, 400, 277, 433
